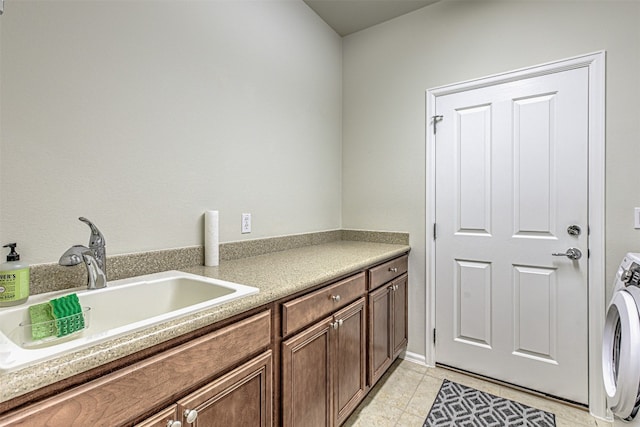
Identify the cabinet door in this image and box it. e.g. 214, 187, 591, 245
282, 316, 333, 427
368, 284, 392, 387
334, 298, 367, 426
134, 406, 179, 427
391, 274, 408, 359
177, 351, 272, 427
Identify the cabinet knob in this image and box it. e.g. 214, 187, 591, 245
184, 409, 198, 424
331, 319, 344, 329
331, 294, 341, 302
167, 421, 182, 427
389, 267, 398, 273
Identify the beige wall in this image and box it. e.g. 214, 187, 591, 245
342, 0, 640, 357
0, 0, 342, 263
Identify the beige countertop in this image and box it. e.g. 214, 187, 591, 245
1, 240, 409, 405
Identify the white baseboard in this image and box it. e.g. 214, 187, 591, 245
401, 351, 432, 367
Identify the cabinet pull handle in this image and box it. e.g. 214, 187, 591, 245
184, 409, 198, 424
331, 294, 341, 302
389, 267, 398, 273
167, 421, 182, 427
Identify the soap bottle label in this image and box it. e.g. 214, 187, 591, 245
0, 268, 30, 301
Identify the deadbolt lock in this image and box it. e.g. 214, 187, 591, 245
567, 225, 581, 236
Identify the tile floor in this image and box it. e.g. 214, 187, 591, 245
344, 359, 612, 427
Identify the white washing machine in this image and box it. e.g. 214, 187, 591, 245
603, 253, 640, 425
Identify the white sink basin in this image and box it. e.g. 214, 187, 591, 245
0, 271, 259, 372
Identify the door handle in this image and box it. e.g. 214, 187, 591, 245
552, 248, 582, 260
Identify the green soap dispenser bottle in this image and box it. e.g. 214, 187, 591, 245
0, 243, 30, 307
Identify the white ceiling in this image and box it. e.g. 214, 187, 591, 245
303, 0, 439, 37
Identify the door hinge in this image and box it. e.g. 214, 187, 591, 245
432, 115, 443, 134
433, 223, 437, 240
433, 328, 436, 344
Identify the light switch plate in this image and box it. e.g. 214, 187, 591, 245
635, 208, 640, 229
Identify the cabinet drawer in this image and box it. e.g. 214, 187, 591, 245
134, 405, 178, 427
282, 272, 365, 336
0, 310, 271, 427
368, 255, 408, 290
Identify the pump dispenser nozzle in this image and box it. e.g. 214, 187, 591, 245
2, 243, 20, 262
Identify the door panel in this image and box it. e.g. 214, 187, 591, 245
457, 104, 492, 234
334, 298, 367, 426
392, 274, 408, 358
435, 67, 589, 404
282, 319, 332, 427
513, 265, 557, 362
368, 285, 392, 386
455, 260, 492, 348
514, 94, 556, 236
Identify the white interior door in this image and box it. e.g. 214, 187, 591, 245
434, 67, 589, 404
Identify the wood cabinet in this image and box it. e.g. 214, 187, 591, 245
368, 255, 408, 290
0, 251, 410, 427
334, 299, 368, 426
390, 274, 408, 359
368, 255, 408, 387
137, 351, 272, 427
282, 272, 366, 336
369, 282, 393, 384
0, 310, 271, 427
178, 350, 272, 427
282, 297, 367, 427
281, 313, 333, 427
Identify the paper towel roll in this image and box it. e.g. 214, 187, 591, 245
204, 210, 219, 267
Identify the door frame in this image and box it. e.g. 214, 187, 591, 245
425, 51, 606, 418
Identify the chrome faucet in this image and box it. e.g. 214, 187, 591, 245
59, 217, 107, 289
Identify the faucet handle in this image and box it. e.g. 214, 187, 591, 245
79, 217, 105, 248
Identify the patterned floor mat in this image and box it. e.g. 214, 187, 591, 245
423, 379, 556, 427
